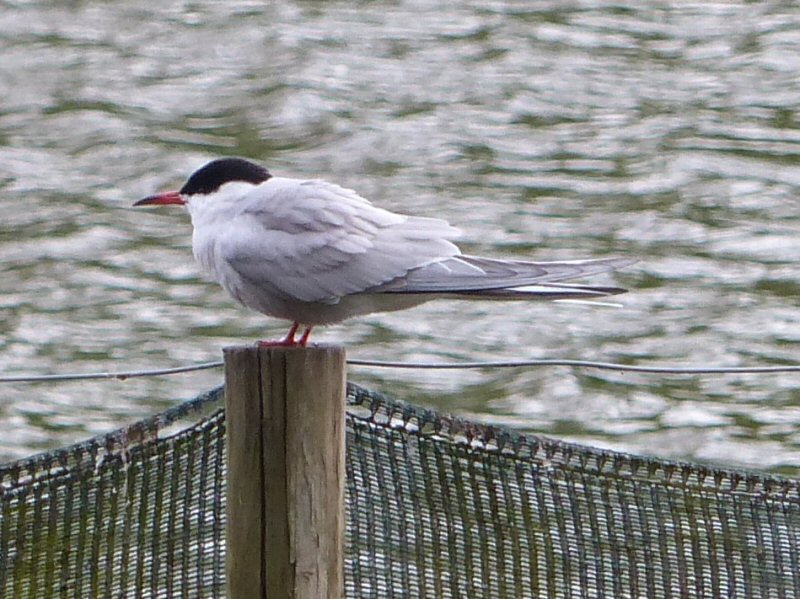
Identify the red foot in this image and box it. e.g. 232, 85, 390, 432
256, 323, 314, 347
257, 338, 300, 347
298, 326, 313, 346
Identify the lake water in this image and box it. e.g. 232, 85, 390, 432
2, 0, 800, 475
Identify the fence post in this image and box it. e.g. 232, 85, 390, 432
224, 345, 346, 599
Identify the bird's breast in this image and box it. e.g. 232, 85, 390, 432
192, 228, 219, 277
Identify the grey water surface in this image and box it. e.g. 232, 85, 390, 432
2, 0, 800, 474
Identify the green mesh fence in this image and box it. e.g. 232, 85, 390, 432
1, 382, 799, 598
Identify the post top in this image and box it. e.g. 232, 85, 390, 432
222, 343, 345, 356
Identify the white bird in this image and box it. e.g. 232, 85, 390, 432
135, 157, 635, 346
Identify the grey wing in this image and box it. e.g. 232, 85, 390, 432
373, 255, 637, 293
222, 179, 462, 303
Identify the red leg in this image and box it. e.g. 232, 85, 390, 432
297, 326, 313, 347
257, 322, 300, 347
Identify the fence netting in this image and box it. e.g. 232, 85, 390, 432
1, 382, 799, 598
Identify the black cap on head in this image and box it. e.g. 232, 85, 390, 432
179, 158, 271, 196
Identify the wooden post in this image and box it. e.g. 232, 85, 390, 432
224, 345, 346, 599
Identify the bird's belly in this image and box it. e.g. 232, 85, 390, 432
238, 287, 430, 326
284, 294, 431, 325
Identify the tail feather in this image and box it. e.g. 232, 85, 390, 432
436, 283, 628, 301
377, 255, 636, 295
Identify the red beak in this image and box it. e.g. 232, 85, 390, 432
133, 191, 185, 206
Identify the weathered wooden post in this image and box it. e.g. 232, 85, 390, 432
224, 345, 346, 599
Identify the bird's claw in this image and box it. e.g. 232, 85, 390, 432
256, 338, 302, 348
256, 322, 313, 347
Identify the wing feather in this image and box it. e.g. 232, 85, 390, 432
221, 178, 460, 303
374, 256, 636, 293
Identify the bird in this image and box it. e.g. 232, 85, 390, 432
135, 157, 635, 346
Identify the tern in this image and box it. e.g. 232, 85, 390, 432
135, 157, 635, 346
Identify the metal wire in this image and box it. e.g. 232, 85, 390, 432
2, 357, 800, 383
0, 361, 225, 383
347, 358, 800, 374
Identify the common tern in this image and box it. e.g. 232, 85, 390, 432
135, 157, 635, 346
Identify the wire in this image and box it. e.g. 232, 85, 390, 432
0, 361, 224, 383
2, 356, 800, 383
347, 358, 800, 374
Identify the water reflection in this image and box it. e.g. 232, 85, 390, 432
2, 1, 800, 474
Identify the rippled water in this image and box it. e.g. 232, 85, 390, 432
2, 0, 800, 474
